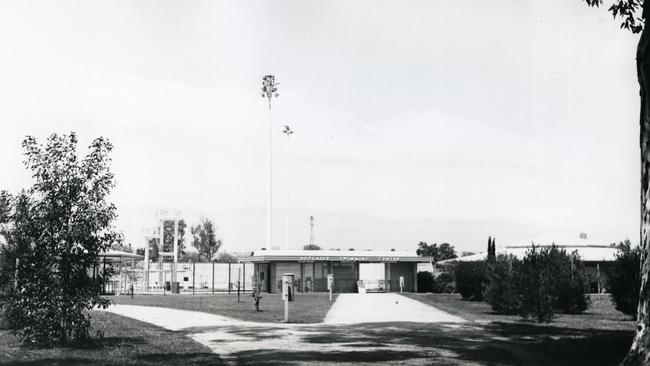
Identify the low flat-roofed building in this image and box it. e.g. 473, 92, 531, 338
434, 243, 619, 293
242, 250, 432, 293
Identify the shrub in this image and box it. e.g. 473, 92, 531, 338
485, 254, 520, 315
455, 261, 489, 301
417, 271, 435, 293
606, 240, 641, 317
484, 246, 590, 322
583, 266, 602, 293
0, 134, 116, 345
515, 245, 590, 322
433, 272, 456, 293
555, 254, 590, 314
515, 246, 556, 322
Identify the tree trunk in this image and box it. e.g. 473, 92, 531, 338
624, 14, 650, 365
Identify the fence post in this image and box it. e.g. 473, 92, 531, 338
243, 263, 246, 293
122, 261, 126, 294
212, 261, 215, 294
192, 262, 195, 295
146, 259, 149, 293
228, 263, 231, 294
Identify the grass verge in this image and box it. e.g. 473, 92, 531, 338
0, 311, 224, 366
402, 293, 635, 330
111, 292, 337, 323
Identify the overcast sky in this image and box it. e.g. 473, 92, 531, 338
0, 0, 641, 254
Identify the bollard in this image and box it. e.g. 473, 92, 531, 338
282, 273, 294, 322
327, 274, 333, 301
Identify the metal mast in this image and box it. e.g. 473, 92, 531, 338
282, 125, 294, 250
309, 216, 315, 246
261, 75, 279, 249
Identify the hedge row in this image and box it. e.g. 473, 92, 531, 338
454, 245, 590, 322
417, 271, 455, 294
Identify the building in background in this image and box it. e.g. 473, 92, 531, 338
243, 249, 432, 293
434, 243, 618, 293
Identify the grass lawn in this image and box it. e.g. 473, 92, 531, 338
368, 292, 636, 366
0, 293, 636, 365
111, 292, 338, 323
0, 311, 224, 366
402, 293, 634, 331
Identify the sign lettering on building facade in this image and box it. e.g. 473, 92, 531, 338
297, 256, 400, 262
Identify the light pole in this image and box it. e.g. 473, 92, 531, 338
261, 75, 279, 249
282, 125, 294, 250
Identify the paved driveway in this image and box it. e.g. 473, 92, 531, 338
103, 294, 466, 365
323, 293, 465, 324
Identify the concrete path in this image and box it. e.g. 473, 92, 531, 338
105, 304, 289, 331
103, 295, 466, 365
323, 293, 466, 324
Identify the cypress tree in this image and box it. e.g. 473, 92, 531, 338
487, 237, 496, 262
487, 236, 492, 257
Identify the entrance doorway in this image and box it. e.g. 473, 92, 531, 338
358, 263, 386, 292
332, 262, 357, 292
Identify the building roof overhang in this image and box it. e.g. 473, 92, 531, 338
435, 244, 618, 266
99, 250, 144, 262
241, 250, 432, 263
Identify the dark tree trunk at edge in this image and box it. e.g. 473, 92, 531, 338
625, 9, 650, 365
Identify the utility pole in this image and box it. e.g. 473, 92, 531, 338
282, 125, 294, 250
261, 75, 279, 249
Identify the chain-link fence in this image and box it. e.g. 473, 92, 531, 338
105, 261, 254, 295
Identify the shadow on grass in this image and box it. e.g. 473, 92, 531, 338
1, 352, 225, 366
134, 352, 227, 365
236, 349, 430, 365
2, 358, 113, 366
223, 321, 634, 365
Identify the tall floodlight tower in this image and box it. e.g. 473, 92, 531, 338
261, 75, 279, 249
309, 216, 315, 246
282, 125, 294, 250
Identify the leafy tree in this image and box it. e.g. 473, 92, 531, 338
0, 191, 11, 223
182, 251, 207, 263
515, 245, 589, 322
215, 251, 239, 263
416, 241, 432, 256
109, 232, 132, 253
455, 261, 489, 300
416, 241, 458, 262
417, 271, 435, 293
177, 219, 187, 258
432, 272, 456, 294
484, 248, 590, 321
191, 218, 222, 261
145, 237, 160, 262
555, 256, 590, 315
160, 219, 186, 260
0, 133, 116, 345
485, 254, 520, 315
584, 0, 650, 362
487, 237, 496, 263
303, 244, 322, 250
438, 243, 457, 261
607, 239, 641, 317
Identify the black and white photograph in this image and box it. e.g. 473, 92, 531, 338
0, 1, 648, 365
